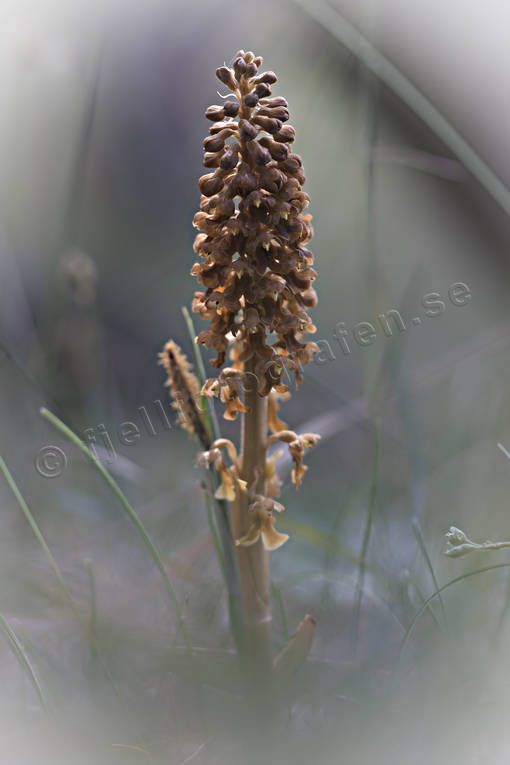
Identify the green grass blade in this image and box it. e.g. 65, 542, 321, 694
181, 305, 221, 443
202, 473, 244, 655
84, 558, 99, 656
272, 582, 290, 642
181, 306, 245, 654
181, 306, 207, 385
320, 489, 353, 609
40, 407, 193, 658
202, 480, 226, 578
278, 517, 360, 563
494, 570, 510, 640
0, 456, 133, 704
0, 613, 48, 713
401, 570, 442, 630
412, 518, 448, 629
280, 569, 404, 632
399, 562, 510, 660
352, 422, 380, 649
0, 456, 80, 622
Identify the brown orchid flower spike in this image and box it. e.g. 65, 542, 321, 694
162, 50, 319, 675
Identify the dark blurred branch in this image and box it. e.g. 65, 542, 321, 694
293, 0, 510, 218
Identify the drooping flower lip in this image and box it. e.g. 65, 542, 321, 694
236, 494, 289, 551
195, 440, 247, 502
267, 430, 321, 487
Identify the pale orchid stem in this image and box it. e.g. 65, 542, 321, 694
229, 357, 273, 676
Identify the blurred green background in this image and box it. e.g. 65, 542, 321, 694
2, 0, 510, 763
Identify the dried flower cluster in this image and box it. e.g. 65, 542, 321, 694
161, 55, 321, 654
183, 51, 321, 554
159, 340, 210, 450
192, 49, 318, 397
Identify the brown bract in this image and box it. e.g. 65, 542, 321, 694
192, 50, 318, 401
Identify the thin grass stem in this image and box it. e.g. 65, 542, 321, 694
0, 613, 48, 713
271, 582, 289, 642
401, 570, 442, 630
352, 422, 380, 650
181, 307, 244, 654
412, 519, 448, 629
181, 306, 220, 443
39, 407, 193, 658
0, 456, 81, 623
399, 562, 510, 660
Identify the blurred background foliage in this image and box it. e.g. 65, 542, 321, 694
2, 0, 510, 762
